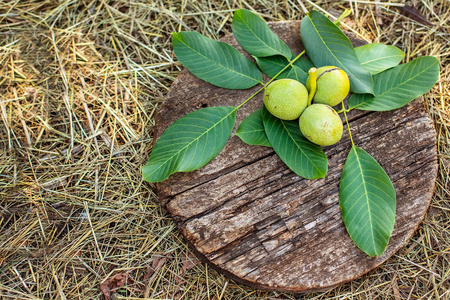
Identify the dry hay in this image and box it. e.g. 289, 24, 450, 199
0, 0, 449, 299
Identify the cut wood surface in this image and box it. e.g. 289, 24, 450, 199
155, 21, 438, 293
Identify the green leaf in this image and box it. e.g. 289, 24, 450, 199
235, 109, 271, 147
172, 31, 262, 89
261, 106, 328, 179
355, 43, 405, 75
254, 55, 314, 85
142, 106, 237, 182
300, 10, 374, 94
339, 146, 396, 257
349, 56, 439, 111
232, 9, 292, 59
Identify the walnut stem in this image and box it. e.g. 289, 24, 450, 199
307, 67, 317, 106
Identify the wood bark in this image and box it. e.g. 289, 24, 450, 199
154, 21, 438, 293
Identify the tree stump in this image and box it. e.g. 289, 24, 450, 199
154, 21, 438, 293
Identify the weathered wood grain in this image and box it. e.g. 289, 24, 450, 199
154, 21, 438, 293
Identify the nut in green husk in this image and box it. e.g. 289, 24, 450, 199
306, 66, 350, 107
263, 79, 308, 120
299, 103, 343, 146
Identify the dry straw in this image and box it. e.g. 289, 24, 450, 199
0, 0, 449, 299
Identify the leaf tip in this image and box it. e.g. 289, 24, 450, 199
172, 32, 181, 41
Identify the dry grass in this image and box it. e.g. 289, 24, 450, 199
0, 0, 449, 299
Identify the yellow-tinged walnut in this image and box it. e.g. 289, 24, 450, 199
306, 66, 350, 107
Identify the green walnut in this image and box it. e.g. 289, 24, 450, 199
263, 79, 308, 120
299, 103, 343, 146
306, 66, 350, 107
